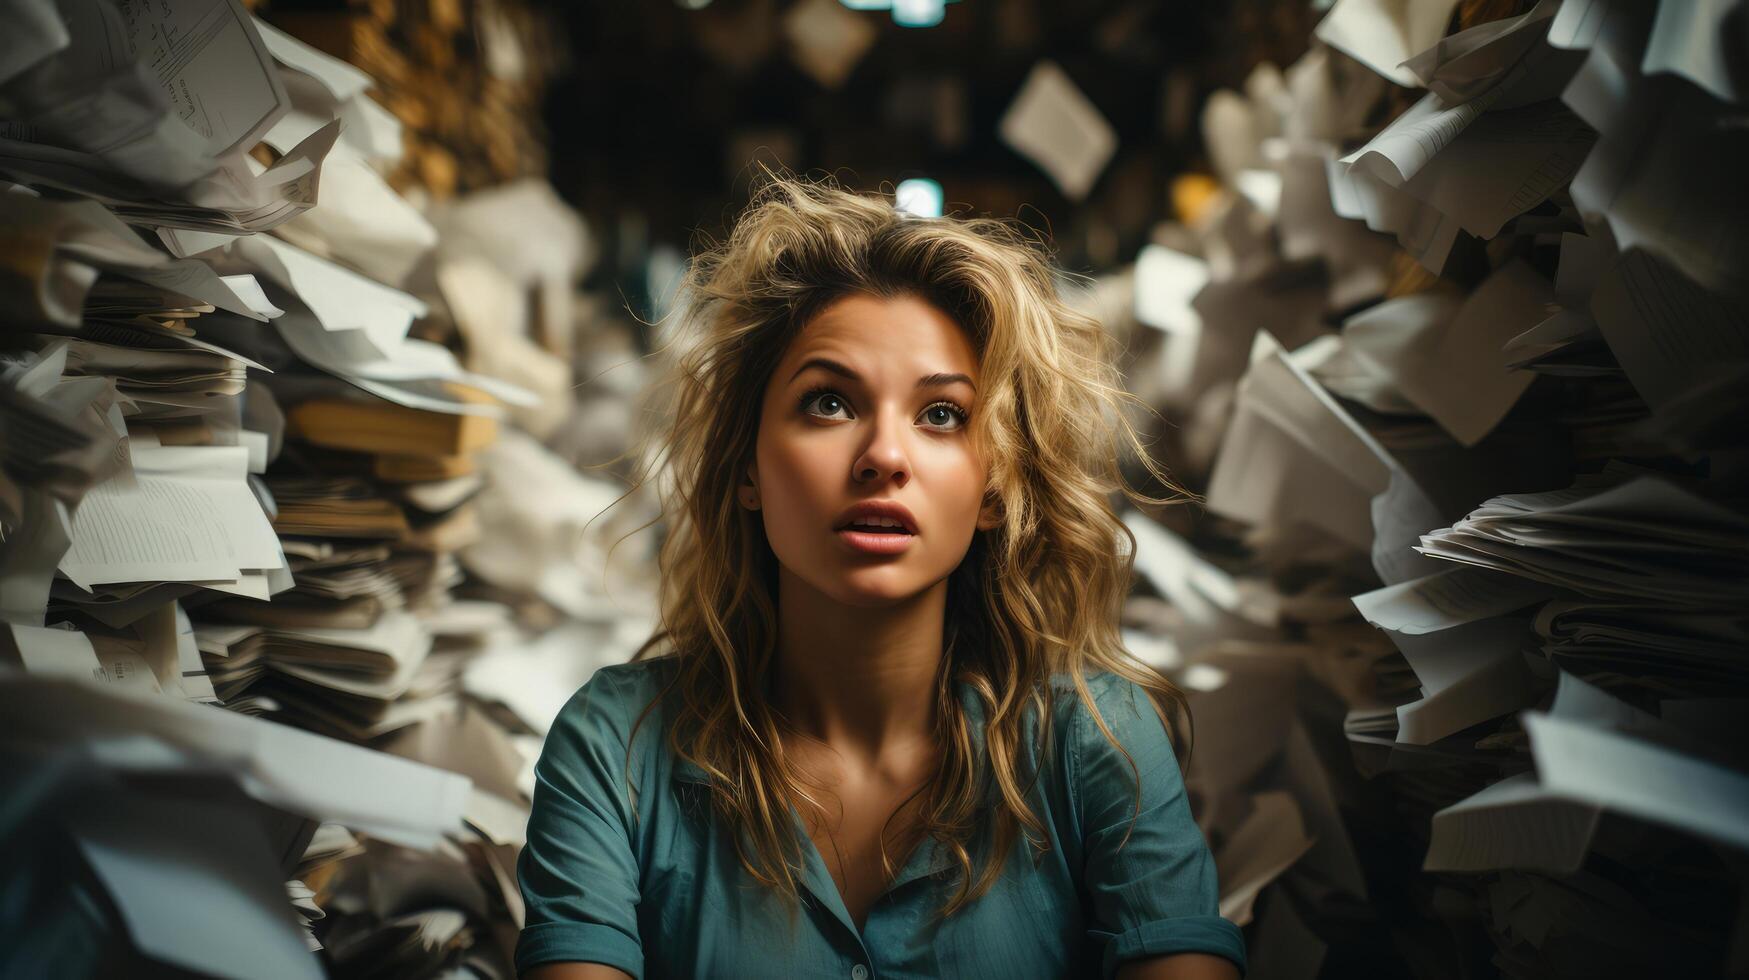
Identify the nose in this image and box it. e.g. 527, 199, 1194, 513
852, 405, 911, 488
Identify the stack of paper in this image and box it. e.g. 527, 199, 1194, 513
0, 671, 470, 976
1328, 0, 1596, 275
61, 442, 289, 599
1426, 671, 1749, 874
1414, 468, 1749, 607
0, 0, 338, 232
1351, 565, 1556, 746
1312, 260, 1553, 446
1533, 598, 1749, 696
194, 611, 434, 740
1105, 0, 1749, 972
429, 179, 592, 439
4, 0, 1745, 975
199, 371, 519, 744
0, 3, 586, 976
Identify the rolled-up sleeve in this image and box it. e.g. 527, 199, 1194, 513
1071, 674, 1247, 978
515, 670, 645, 978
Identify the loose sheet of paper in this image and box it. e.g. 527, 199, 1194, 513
61, 444, 284, 588
998, 60, 1118, 202
1315, 0, 1466, 87
1, 672, 472, 850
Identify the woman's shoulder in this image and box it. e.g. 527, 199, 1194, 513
1043, 669, 1161, 731
584, 655, 683, 702
1039, 669, 1179, 777
546, 656, 683, 752
1039, 670, 1186, 830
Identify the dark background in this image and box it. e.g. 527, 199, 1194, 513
539, 0, 1318, 318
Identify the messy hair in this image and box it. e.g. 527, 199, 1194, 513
618, 165, 1193, 922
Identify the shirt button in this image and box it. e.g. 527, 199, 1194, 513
851, 965, 869, 980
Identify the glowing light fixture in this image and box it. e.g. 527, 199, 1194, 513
891, 0, 945, 27
895, 178, 943, 217
838, 0, 958, 27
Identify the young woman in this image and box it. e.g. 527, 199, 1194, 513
516, 170, 1246, 980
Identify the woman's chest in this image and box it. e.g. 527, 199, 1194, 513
637, 787, 1090, 979
798, 776, 933, 931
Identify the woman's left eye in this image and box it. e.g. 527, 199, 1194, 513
919, 401, 969, 430
800, 389, 852, 419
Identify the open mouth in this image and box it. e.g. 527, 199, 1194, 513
839, 520, 913, 534
835, 518, 917, 555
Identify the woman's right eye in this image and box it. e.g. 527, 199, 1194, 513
800, 389, 852, 420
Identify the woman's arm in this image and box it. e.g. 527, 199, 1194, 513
515, 671, 647, 978
1117, 952, 1243, 980
1072, 675, 1249, 978
523, 963, 635, 980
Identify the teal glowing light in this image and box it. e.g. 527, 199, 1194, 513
891, 0, 944, 27
895, 178, 944, 218
838, 0, 959, 26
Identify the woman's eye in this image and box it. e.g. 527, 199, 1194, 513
801, 390, 852, 419
801, 390, 967, 430
920, 402, 969, 430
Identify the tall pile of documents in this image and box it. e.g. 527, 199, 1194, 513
0, 1, 593, 975
1114, 0, 1749, 976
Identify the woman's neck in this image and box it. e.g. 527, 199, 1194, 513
767, 566, 947, 773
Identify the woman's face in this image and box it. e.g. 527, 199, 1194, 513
747, 292, 995, 608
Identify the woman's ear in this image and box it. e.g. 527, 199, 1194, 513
740, 464, 761, 511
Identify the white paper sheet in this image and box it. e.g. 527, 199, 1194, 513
272, 144, 437, 289
0, 0, 69, 86
61, 444, 285, 588
1424, 771, 1602, 873
0, 491, 74, 626
0, 672, 473, 850
1528, 709, 1749, 851
117, 0, 288, 158
1345, 261, 1550, 445
1401, 0, 1560, 103
1133, 244, 1209, 336
1643, 0, 1741, 103
71, 791, 323, 979
1564, 45, 1749, 301
1414, 473, 1749, 607
1215, 791, 1314, 926
230, 234, 426, 353
1209, 335, 1441, 573
1357, 562, 1555, 629
998, 60, 1118, 202
1315, 0, 1465, 87
1589, 248, 1749, 417
4, 622, 102, 681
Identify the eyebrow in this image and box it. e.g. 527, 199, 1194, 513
788, 356, 976, 392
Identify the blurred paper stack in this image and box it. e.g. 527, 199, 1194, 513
193, 380, 505, 742
1103, 0, 1749, 976
0, 0, 603, 976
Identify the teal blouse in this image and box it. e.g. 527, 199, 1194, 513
515, 657, 1247, 979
